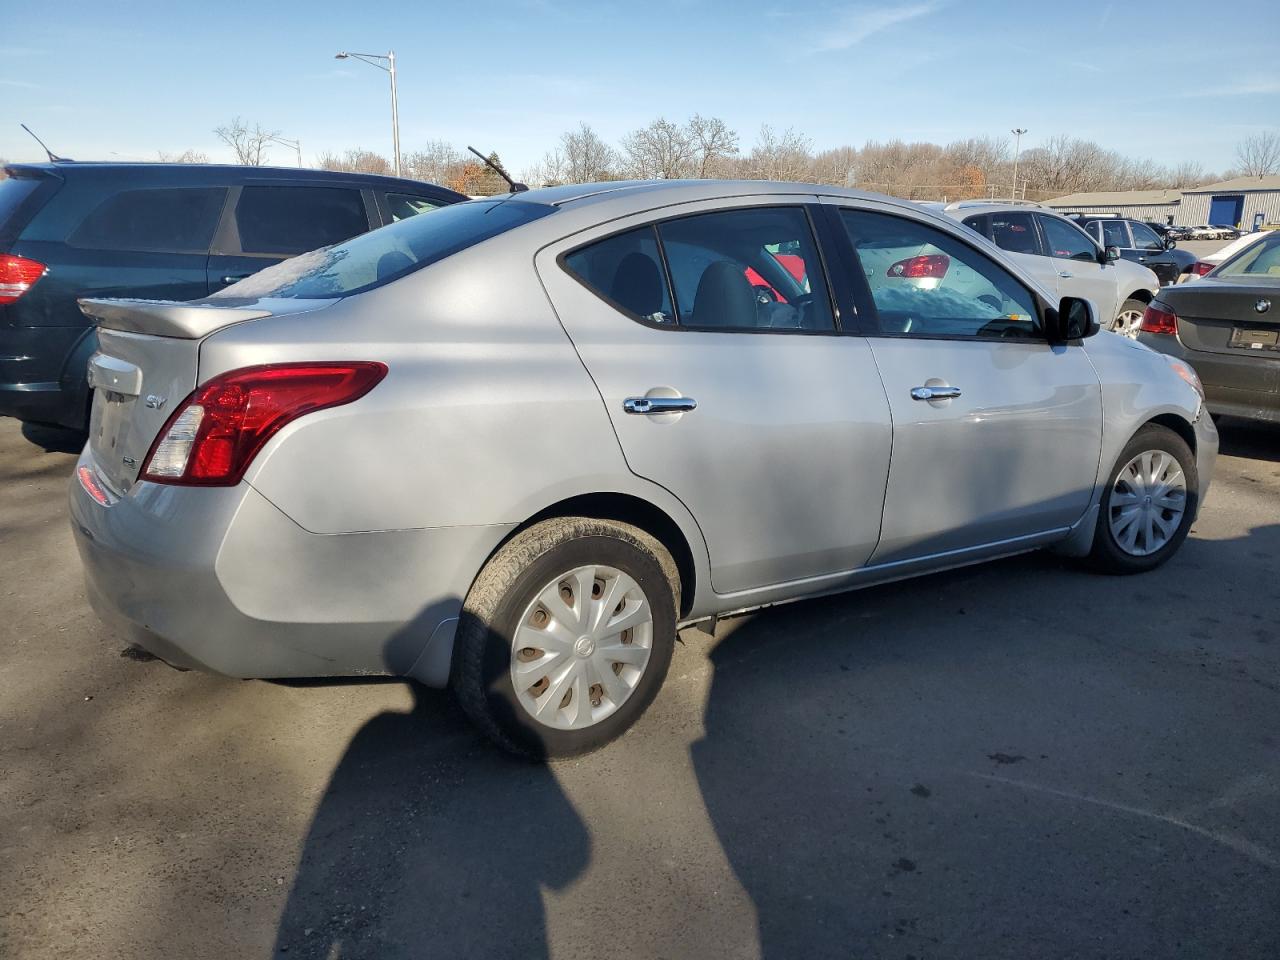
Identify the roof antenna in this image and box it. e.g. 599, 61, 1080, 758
20, 123, 70, 162
467, 146, 527, 193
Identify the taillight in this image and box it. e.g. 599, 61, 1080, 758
1140, 303, 1178, 336
0, 254, 47, 305
1190, 261, 1214, 276
140, 362, 387, 486
887, 254, 950, 279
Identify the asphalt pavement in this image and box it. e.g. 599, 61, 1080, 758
1, 412, 1277, 960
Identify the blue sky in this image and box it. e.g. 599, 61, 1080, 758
2, 0, 1277, 176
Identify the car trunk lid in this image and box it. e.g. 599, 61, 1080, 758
77, 296, 330, 494
1168, 279, 1280, 356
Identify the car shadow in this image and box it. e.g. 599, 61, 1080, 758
1215, 415, 1280, 463
272, 680, 590, 959
19, 420, 87, 454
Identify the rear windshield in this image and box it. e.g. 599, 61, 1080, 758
211, 199, 554, 300
1214, 233, 1280, 278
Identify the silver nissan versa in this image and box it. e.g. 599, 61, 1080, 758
69, 180, 1218, 757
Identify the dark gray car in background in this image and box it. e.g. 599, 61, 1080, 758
1138, 230, 1280, 422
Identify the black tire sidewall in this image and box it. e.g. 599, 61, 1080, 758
478, 533, 677, 758
1093, 425, 1198, 573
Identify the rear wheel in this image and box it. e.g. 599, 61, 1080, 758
452, 517, 679, 758
1087, 424, 1197, 574
1111, 298, 1147, 338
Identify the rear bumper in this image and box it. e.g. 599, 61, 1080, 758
68, 449, 513, 686
1137, 332, 1280, 424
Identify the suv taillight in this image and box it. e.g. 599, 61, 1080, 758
0, 254, 47, 305
1140, 303, 1178, 336
887, 254, 950, 279
141, 362, 387, 486
1190, 261, 1214, 276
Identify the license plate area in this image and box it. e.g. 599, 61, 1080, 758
1229, 327, 1280, 351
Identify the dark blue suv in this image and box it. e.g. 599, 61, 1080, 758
0, 162, 465, 431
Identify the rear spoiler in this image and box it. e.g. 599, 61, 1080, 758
78, 298, 272, 339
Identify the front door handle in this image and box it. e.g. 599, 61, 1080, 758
623, 396, 697, 415
910, 385, 961, 401
221, 274, 252, 284
1058, 270, 1074, 278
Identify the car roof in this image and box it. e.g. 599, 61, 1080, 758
930, 200, 1060, 220
1, 161, 466, 197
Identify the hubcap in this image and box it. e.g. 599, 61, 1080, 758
511, 564, 654, 731
1108, 450, 1187, 557
1113, 309, 1144, 339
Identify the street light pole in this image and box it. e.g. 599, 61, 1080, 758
266, 135, 302, 168
335, 50, 402, 177
1010, 128, 1027, 201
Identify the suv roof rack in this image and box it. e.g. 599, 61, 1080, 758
943, 199, 1045, 211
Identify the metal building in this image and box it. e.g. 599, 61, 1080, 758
1044, 188, 1182, 223
1175, 175, 1280, 231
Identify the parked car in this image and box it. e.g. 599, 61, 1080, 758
1166, 225, 1196, 241
937, 201, 1160, 337
1188, 225, 1231, 241
0, 162, 465, 432
1142, 221, 1173, 237
1210, 225, 1241, 240
1065, 215, 1198, 285
70, 180, 1217, 758
1139, 230, 1280, 423
1180, 231, 1271, 281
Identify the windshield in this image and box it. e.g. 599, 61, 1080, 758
1214, 233, 1280, 279
211, 199, 555, 300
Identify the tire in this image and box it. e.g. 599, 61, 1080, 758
1110, 298, 1148, 338
1086, 424, 1198, 575
451, 517, 679, 759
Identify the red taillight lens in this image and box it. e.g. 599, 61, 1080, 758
1140, 303, 1178, 335
140, 362, 387, 486
0, 254, 47, 305
887, 254, 950, 279
1190, 261, 1214, 276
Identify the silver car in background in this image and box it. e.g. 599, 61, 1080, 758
70, 181, 1217, 757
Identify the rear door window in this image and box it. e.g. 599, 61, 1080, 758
656, 207, 834, 331
233, 185, 369, 255
988, 212, 1042, 256
563, 226, 674, 323
68, 187, 226, 253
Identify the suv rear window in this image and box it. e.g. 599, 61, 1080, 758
213, 199, 554, 300
234, 185, 368, 255
69, 187, 226, 253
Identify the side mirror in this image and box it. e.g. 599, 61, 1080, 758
1046, 296, 1100, 343
1104, 245, 1121, 262
1164, 237, 1177, 250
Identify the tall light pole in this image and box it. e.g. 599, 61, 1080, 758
1010, 127, 1027, 200
335, 50, 401, 177
266, 134, 302, 168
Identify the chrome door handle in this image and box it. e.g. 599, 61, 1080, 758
623, 396, 697, 415
910, 385, 961, 401
1058, 270, 1074, 278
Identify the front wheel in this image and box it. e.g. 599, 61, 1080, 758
1086, 424, 1198, 574
1110, 298, 1148, 338
451, 517, 679, 758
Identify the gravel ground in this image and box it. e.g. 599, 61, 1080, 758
1, 409, 1277, 960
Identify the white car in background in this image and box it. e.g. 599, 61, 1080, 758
1180, 231, 1270, 282
930, 201, 1161, 337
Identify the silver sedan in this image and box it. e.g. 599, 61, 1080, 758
70, 180, 1218, 757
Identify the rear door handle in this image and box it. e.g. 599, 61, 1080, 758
1058, 270, 1073, 278
910, 385, 961, 401
623, 396, 697, 415
221, 274, 252, 284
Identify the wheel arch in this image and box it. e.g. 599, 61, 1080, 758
1145, 411, 1197, 455
1124, 288, 1154, 306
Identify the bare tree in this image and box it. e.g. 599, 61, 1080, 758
748, 125, 812, 181
214, 118, 278, 166
157, 149, 209, 164
1234, 131, 1280, 177
687, 114, 739, 178
542, 123, 618, 184
620, 118, 695, 179
403, 140, 464, 185
316, 149, 391, 175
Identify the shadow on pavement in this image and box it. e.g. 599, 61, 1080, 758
19, 420, 87, 454
273, 683, 589, 959
1215, 416, 1280, 463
